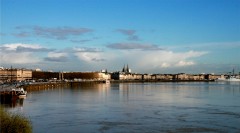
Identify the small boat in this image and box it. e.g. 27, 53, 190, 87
104, 80, 110, 84
226, 76, 240, 81
12, 87, 27, 98
216, 68, 240, 82
216, 76, 240, 82
1, 85, 27, 102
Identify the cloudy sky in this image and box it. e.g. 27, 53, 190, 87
1, 0, 240, 74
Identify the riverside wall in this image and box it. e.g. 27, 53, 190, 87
23, 79, 214, 91
23, 81, 107, 91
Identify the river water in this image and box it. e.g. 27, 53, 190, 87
5, 82, 240, 133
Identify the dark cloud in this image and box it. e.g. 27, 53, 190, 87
116, 29, 140, 41
107, 43, 163, 51
15, 26, 32, 29
71, 39, 91, 43
44, 56, 68, 62
0, 47, 6, 51
0, 33, 6, 36
16, 46, 54, 52
33, 26, 93, 40
14, 26, 93, 40
128, 35, 140, 41
12, 32, 30, 38
116, 29, 136, 36
0, 45, 54, 53
91, 58, 105, 62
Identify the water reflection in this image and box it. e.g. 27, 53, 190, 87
0, 98, 25, 108
7, 82, 240, 133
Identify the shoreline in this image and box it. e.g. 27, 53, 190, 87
22, 79, 214, 92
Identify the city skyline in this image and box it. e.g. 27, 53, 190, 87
1, 0, 240, 74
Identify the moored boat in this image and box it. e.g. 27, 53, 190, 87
216, 68, 240, 82
1, 85, 27, 99
103, 80, 110, 84
13, 87, 27, 98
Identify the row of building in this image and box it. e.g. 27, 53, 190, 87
0, 68, 32, 82
0, 66, 229, 83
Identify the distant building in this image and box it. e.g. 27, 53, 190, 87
35, 68, 42, 72
111, 64, 136, 80
0, 68, 32, 82
98, 72, 111, 80
205, 74, 221, 80
173, 73, 188, 80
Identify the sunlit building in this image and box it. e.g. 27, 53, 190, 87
0, 68, 32, 82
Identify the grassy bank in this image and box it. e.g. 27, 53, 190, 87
0, 106, 32, 133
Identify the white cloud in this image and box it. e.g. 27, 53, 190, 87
0, 43, 46, 64
2, 43, 43, 51
1, 51, 40, 64
0, 43, 208, 73
161, 62, 170, 68
47, 52, 67, 58
44, 52, 69, 62
74, 52, 105, 62
71, 49, 208, 72
176, 60, 195, 67
109, 50, 208, 71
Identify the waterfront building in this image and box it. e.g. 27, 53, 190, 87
0, 68, 32, 82
111, 72, 129, 80
154, 74, 166, 80
98, 72, 111, 80
173, 73, 189, 80
163, 74, 174, 80
205, 74, 222, 80
142, 74, 152, 80
111, 64, 143, 80
32, 71, 111, 81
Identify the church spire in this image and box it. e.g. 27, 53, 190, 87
122, 64, 131, 73
126, 64, 129, 72
122, 64, 126, 72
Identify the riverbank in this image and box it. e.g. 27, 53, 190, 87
22, 79, 214, 92
110, 79, 214, 83
0, 106, 32, 133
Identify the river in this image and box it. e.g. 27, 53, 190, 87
4, 82, 240, 133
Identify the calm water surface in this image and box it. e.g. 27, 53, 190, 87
6, 82, 240, 133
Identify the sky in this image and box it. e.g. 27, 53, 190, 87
0, 0, 240, 74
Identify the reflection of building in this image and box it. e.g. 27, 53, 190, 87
0, 97, 24, 108
0, 68, 32, 82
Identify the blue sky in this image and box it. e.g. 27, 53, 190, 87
0, 0, 240, 74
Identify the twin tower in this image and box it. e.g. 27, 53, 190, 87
122, 64, 131, 73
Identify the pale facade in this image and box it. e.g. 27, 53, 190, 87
98, 72, 111, 80
111, 72, 143, 80
0, 69, 32, 82
174, 73, 189, 80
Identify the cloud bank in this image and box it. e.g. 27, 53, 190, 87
0, 43, 208, 72
116, 29, 140, 41
107, 43, 163, 50
0, 43, 46, 64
